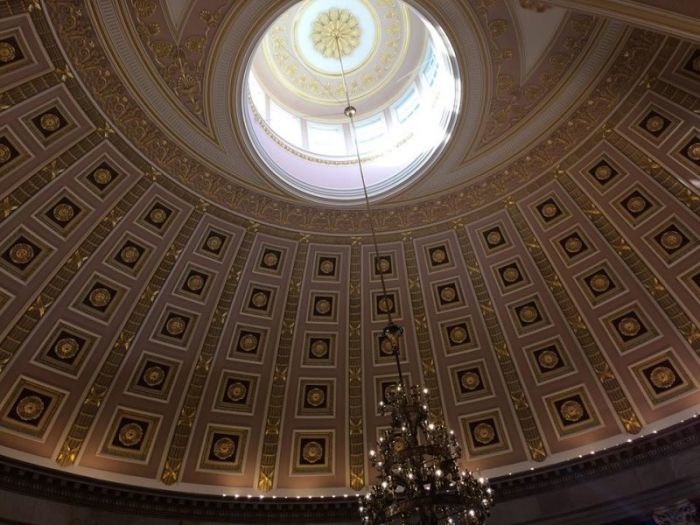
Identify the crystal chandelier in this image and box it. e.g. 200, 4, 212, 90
331, 34, 495, 525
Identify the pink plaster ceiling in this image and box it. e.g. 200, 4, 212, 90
0, 0, 698, 498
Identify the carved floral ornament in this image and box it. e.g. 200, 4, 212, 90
43, 0, 664, 233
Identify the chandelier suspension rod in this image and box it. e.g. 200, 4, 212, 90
335, 36, 404, 386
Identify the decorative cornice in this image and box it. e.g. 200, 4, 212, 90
0, 418, 698, 521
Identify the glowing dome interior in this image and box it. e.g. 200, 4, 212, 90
243, 0, 460, 202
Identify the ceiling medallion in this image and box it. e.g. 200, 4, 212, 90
502, 267, 520, 283
311, 9, 361, 58
9, 242, 34, 265
118, 422, 144, 447
52, 202, 75, 223
0, 143, 11, 163
88, 287, 112, 308
486, 231, 502, 246
239, 333, 258, 352
0, 41, 16, 63
660, 230, 683, 250
449, 326, 468, 345
227, 382, 248, 402
589, 273, 610, 293
213, 437, 237, 460
618, 316, 641, 337
310, 339, 329, 357
15, 395, 45, 421
559, 400, 584, 422
186, 274, 205, 291
688, 142, 700, 161
93, 167, 113, 185
306, 387, 326, 407
54, 337, 79, 360
518, 305, 538, 324
537, 350, 559, 369
302, 440, 324, 463
430, 248, 447, 264
148, 208, 168, 225
120, 245, 141, 264
564, 237, 583, 254
593, 164, 612, 181
460, 372, 481, 391
165, 316, 186, 336
473, 422, 496, 445
39, 113, 61, 132
143, 366, 165, 387
650, 366, 676, 389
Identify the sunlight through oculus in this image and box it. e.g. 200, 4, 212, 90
243, 0, 460, 203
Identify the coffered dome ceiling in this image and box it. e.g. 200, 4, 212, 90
0, 0, 698, 500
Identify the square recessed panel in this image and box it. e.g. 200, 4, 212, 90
631, 351, 694, 405
302, 333, 336, 367
426, 244, 452, 270
524, 339, 575, 384
460, 410, 509, 457
616, 187, 659, 226
198, 229, 229, 259
545, 387, 600, 437
450, 360, 492, 403
33, 322, 97, 377
647, 219, 696, 264
439, 317, 478, 354
243, 284, 276, 317
678, 135, 700, 167
108, 236, 151, 276
175, 266, 213, 301
576, 262, 623, 306
0, 36, 25, 69
533, 195, 568, 228
198, 425, 248, 472
556, 228, 595, 265
101, 409, 160, 461
72, 275, 124, 322
297, 379, 334, 416
682, 49, 700, 77
508, 297, 550, 335
153, 308, 197, 348
0, 229, 51, 281
139, 200, 176, 234
0, 133, 25, 174
479, 224, 509, 253
257, 246, 284, 274
25, 104, 74, 144
371, 290, 399, 321
604, 305, 658, 352
0, 378, 65, 438
292, 431, 333, 474
373, 329, 406, 365
315, 254, 339, 280
494, 259, 528, 293
586, 157, 622, 191
38, 192, 88, 235
433, 280, 464, 310
214, 371, 258, 413
309, 292, 338, 322
637, 109, 673, 140
372, 253, 396, 280
229, 325, 267, 362
127, 353, 179, 401
82, 161, 121, 196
